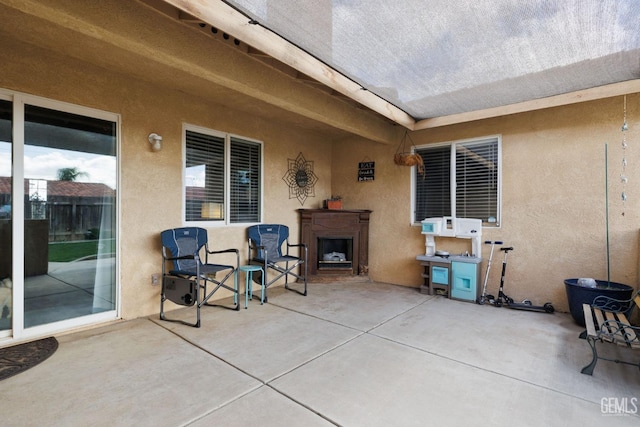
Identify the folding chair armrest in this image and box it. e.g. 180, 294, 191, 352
164, 254, 197, 262
207, 248, 239, 255
204, 247, 240, 268
287, 242, 306, 249
285, 242, 307, 259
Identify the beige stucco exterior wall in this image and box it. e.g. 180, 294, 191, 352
1, 0, 638, 327
0, 36, 333, 320
332, 95, 640, 311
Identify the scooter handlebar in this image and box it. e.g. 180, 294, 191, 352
484, 240, 503, 245
500, 246, 514, 252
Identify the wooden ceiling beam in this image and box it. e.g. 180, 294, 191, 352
162, 0, 416, 130
167, 0, 640, 134
177, 10, 202, 23
414, 79, 640, 130
170, 1, 640, 132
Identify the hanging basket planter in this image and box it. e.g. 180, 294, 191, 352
394, 131, 425, 175
394, 152, 423, 167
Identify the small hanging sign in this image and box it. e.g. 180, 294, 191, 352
358, 161, 375, 181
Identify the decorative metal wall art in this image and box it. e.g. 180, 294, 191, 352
282, 152, 318, 205
620, 95, 629, 216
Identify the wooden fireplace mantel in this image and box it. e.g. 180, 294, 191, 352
298, 209, 372, 276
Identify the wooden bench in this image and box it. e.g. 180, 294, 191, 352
579, 290, 640, 375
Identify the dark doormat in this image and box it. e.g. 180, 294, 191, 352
0, 337, 58, 381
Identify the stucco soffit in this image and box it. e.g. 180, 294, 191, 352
0, 0, 398, 144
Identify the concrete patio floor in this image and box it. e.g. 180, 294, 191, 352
1, 281, 639, 426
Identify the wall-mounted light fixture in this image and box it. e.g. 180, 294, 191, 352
148, 133, 163, 152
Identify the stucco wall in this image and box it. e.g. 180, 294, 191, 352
4, 38, 638, 318
1, 0, 639, 324
0, 37, 333, 320
332, 95, 640, 311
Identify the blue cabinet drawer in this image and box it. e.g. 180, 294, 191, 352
431, 265, 449, 285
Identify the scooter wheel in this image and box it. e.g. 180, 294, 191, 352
544, 303, 554, 313
495, 300, 503, 307
476, 297, 485, 305
522, 299, 532, 305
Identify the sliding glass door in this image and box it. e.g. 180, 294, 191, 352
0, 93, 118, 338
0, 100, 12, 334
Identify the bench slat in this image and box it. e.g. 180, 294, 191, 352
596, 310, 612, 341
615, 313, 640, 349
603, 311, 633, 347
583, 303, 597, 337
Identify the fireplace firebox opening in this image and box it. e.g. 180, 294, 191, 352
318, 237, 353, 270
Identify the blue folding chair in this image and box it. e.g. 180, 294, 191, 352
247, 224, 307, 302
161, 227, 239, 327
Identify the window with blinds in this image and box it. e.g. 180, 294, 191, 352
414, 145, 451, 219
185, 127, 262, 224
230, 137, 261, 223
414, 136, 500, 226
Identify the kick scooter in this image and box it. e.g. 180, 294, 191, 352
476, 240, 502, 305
493, 246, 554, 313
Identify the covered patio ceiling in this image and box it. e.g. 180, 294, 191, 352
165, 0, 640, 130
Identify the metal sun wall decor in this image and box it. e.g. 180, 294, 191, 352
282, 152, 318, 205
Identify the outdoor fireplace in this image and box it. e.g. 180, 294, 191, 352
298, 209, 371, 277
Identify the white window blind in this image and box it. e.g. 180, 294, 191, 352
230, 137, 261, 223
185, 127, 262, 224
414, 136, 500, 226
455, 140, 499, 223
185, 130, 225, 222
415, 145, 451, 219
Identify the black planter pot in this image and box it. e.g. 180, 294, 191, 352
564, 278, 634, 326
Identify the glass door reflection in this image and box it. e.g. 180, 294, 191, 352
23, 104, 116, 328
0, 100, 12, 333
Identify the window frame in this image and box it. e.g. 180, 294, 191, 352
182, 123, 263, 226
411, 134, 502, 227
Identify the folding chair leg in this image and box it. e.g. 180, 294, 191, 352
159, 273, 239, 328
193, 280, 202, 328
263, 269, 268, 303
160, 279, 201, 328
195, 308, 201, 328
302, 260, 308, 296
201, 271, 240, 311
259, 267, 265, 304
